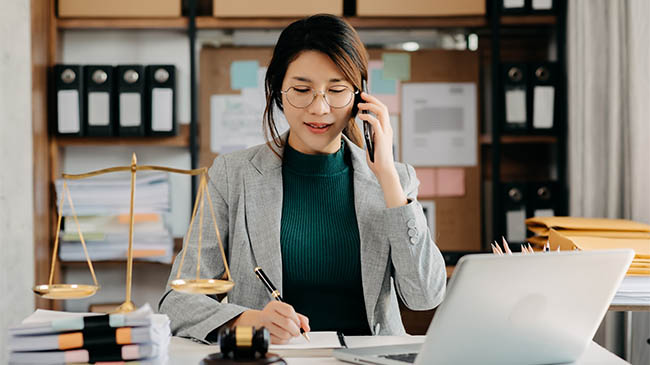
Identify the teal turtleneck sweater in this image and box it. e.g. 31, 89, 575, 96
280, 141, 370, 335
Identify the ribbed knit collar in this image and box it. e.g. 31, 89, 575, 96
283, 140, 348, 176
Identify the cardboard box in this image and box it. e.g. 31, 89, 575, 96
357, 0, 485, 17
58, 0, 181, 18
213, 0, 342, 17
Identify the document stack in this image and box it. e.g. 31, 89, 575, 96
55, 171, 174, 263
8, 304, 170, 364
526, 216, 650, 305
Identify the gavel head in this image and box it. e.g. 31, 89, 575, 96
218, 326, 270, 360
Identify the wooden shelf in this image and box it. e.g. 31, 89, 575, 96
57, 16, 489, 30
57, 17, 189, 30
480, 134, 558, 145
56, 15, 557, 31
54, 124, 190, 147
500, 15, 556, 26
196, 16, 489, 29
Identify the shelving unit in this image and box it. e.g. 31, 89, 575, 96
32, 1, 567, 316
487, 0, 567, 247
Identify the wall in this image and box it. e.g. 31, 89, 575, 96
0, 0, 35, 362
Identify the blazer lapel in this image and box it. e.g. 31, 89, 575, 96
345, 136, 390, 325
244, 140, 285, 293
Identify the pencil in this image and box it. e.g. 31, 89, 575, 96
254, 266, 311, 342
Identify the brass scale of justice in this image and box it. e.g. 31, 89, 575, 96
33, 153, 234, 313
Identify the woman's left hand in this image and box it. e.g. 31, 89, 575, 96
357, 92, 397, 181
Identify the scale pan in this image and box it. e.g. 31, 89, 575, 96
171, 279, 234, 294
33, 284, 99, 299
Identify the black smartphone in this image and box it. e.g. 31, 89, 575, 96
361, 80, 374, 163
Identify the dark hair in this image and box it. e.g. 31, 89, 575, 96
263, 14, 368, 153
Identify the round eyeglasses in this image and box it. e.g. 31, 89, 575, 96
281, 86, 359, 109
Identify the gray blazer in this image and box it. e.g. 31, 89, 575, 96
159, 134, 446, 342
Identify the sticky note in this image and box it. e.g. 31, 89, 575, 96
436, 168, 465, 197
382, 53, 411, 81
415, 168, 436, 197
368, 60, 400, 113
370, 68, 397, 94
230, 60, 259, 90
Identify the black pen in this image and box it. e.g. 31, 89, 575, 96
254, 266, 311, 342
337, 331, 348, 348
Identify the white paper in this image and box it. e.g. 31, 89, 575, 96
152, 88, 173, 132
505, 88, 527, 124
420, 200, 436, 239
401, 83, 477, 166
119, 92, 142, 127
532, 0, 553, 10
533, 208, 554, 217
57, 90, 80, 133
506, 208, 527, 242
88, 92, 110, 126
504, 0, 525, 8
211, 67, 288, 154
533, 86, 554, 129
270, 331, 341, 350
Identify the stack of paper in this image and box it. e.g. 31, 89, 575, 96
526, 216, 650, 276
8, 304, 170, 364
55, 172, 174, 263
612, 276, 650, 305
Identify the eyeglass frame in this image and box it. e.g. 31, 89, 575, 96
280, 85, 359, 109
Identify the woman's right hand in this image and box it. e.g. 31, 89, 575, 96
232, 301, 310, 344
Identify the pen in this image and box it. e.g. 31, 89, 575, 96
254, 266, 311, 342
337, 331, 348, 348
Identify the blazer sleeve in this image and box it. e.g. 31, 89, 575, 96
383, 163, 447, 310
158, 155, 249, 343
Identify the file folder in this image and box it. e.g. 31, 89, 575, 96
503, 183, 528, 243
530, 62, 558, 132
53, 65, 84, 136
528, 181, 558, 218
84, 65, 114, 136
500, 0, 528, 14
116, 65, 145, 136
530, 0, 555, 14
145, 65, 176, 136
501, 63, 528, 133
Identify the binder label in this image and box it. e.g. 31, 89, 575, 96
119, 93, 141, 127
57, 90, 81, 133
533, 86, 554, 128
505, 88, 526, 124
151, 88, 173, 132
88, 92, 110, 126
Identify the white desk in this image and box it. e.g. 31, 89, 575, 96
168, 336, 630, 364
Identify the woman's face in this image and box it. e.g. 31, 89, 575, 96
281, 50, 356, 155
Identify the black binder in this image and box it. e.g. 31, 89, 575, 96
501, 63, 528, 133
83, 65, 114, 137
145, 65, 176, 136
528, 181, 559, 218
116, 65, 146, 136
500, 0, 528, 14
529, 62, 558, 133
53, 64, 84, 136
502, 183, 528, 244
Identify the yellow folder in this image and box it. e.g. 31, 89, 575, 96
526, 216, 650, 237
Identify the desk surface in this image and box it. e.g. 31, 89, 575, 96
168, 336, 630, 364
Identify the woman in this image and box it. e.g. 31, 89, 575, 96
159, 14, 446, 344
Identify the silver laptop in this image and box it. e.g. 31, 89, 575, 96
333, 249, 633, 365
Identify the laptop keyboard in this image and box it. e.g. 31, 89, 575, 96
380, 352, 418, 363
